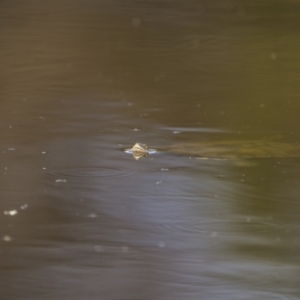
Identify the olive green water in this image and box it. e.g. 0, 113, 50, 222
1, 1, 300, 299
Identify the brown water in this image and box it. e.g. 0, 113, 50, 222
1, 1, 300, 299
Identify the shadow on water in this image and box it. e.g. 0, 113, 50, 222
1, 1, 300, 300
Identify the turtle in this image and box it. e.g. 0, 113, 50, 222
125, 143, 157, 160
125, 139, 300, 165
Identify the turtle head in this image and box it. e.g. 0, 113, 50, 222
131, 143, 149, 160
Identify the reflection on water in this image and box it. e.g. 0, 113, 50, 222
1, 1, 300, 299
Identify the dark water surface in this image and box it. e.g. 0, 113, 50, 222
1, 1, 300, 299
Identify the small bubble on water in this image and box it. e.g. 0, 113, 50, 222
270, 52, 277, 60
161, 168, 169, 171
210, 232, 218, 237
55, 179, 67, 183
121, 246, 129, 253
87, 213, 97, 218
158, 241, 165, 248
20, 204, 28, 210
131, 17, 141, 27
94, 245, 104, 252
4, 210, 18, 216
7, 148, 15, 151
3, 235, 12, 242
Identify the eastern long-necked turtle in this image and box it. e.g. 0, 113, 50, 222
125, 139, 300, 164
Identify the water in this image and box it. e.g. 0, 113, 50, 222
1, 1, 300, 299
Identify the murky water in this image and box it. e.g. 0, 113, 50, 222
1, 1, 300, 299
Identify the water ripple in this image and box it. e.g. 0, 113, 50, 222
46, 166, 136, 179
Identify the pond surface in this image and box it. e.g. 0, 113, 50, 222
1, 1, 300, 299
